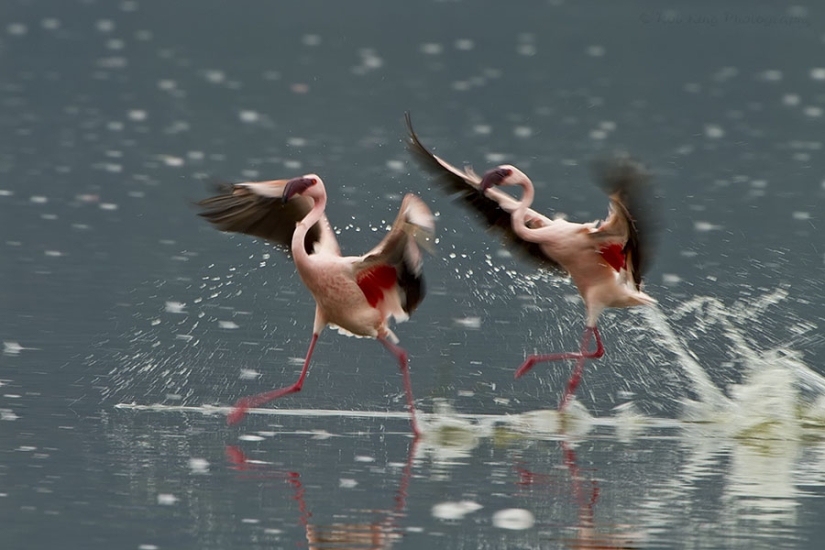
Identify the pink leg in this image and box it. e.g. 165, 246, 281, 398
378, 336, 421, 438
512, 327, 604, 411
227, 333, 319, 425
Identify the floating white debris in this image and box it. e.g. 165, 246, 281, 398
284, 160, 302, 170
30, 196, 48, 204
287, 137, 307, 147
238, 434, 265, 442
302, 34, 321, 46
241, 518, 260, 524
138, 545, 159, 550
239, 110, 260, 123
339, 478, 358, 488
485, 152, 507, 163
354, 455, 375, 463
804, 106, 823, 118
473, 124, 491, 135
44, 250, 64, 257
128, 109, 147, 121
96, 19, 115, 33
218, 320, 239, 329
99, 203, 119, 210
513, 126, 532, 138
662, 273, 682, 285
810, 68, 825, 81
161, 156, 184, 167
704, 124, 725, 139
7, 23, 28, 36
454, 317, 482, 329
157, 79, 177, 91
157, 494, 178, 505
3, 342, 24, 356
386, 159, 405, 172
782, 94, 800, 106
188, 458, 210, 474
586, 45, 605, 57
792, 211, 811, 220
492, 508, 535, 530
455, 38, 474, 50
164, 301, 186, 314
0, 190, 13, 196
41, 19, 61, 30
432, 500, 483, 520
694, 221, 721, 232
760, 70, 783, 81
239, 369, 260, 380
420, 43, 443, 55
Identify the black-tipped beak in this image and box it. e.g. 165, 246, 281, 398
282, 177, 315, 203
479, 167, 511, 194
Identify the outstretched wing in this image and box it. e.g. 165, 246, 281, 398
405, 113, 560, 271
356, 194, 435, 318
197, 179, 340, 256
591, 155, 661, 289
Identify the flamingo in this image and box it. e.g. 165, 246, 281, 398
198, 174, 435, 435
405, 113, 659, 411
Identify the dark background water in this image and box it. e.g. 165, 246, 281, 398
2, 1, 825, 548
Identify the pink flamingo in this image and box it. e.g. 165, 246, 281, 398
406, 114, 659, 411
198, 175, 434, 434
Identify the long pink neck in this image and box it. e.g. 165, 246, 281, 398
291, 192, 327, 263
511, 178, 536, 241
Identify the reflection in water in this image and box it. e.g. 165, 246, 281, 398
226, 439, 419, 549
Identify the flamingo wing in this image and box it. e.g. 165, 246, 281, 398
405, 113, 561, 272
197, 179, 340, 256
356, 194, 435, 317
590, 155, 661, 289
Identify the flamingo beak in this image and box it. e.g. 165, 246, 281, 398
282, 177, 315, 203
479, 167, 511, 194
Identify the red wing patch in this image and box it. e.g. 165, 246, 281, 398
599, 244, 626, 272
356, 264, 397, 307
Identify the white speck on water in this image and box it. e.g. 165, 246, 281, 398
157, 494, 178, 506
1, 410, 19, 421
455, 38, 474, 50
782, 94, 801, 106
485, 152, 507, 163
218, 320, 239, 329
454, 317, 482, 329
662, 273, 682, 285
204, 70, 225, 83
239, 110, 260, 123
241, 518, 260, 524
513, 126, 532, 138
517, 43, 537, 56
42, 18, 61, 30
3, 342, 24, 356
473, 124, 492, 135
165, 301, 186, 314
188, 458, 209, 474
121, 1, 139, 12
0, 190, 13, 196
302, 34, 321, 46
99, 203, 119, 210
187, 151, 205, 160
792, 211, 811, 220
157, 79, 177, 91
590, 129, 608, 140
287, 137, 307, 148
339, 478, 358, 488
420, 43, 443, 55
161, 156, 184, 167
7, 23, 28, 36
138, 545, 159, 550
354, 455, 375, 463
810, 68, 825, 81
30, 196, 48, 204
432, 500, 483, 520
239, 369, 260, 380
386, 159, 405, 172
44, 250, 64, 257
492, 508, 535, 530
493, 397, 510, 406
96, 19, 115, 33
599, 120, 617, 131
694, 221, 721, 232
760, 70, 783, 81
284, 160, 302, 170
586, 45, 605, 57
128, 109, 147, 121
263, 528, 283, 535
704, 124, 725, 139
107, 39, 125, 50
804, 106, 823, 118
239, 434, 265, 442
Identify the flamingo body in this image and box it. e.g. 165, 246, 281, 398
198, 174, 434, 433
405, 113, 659, 409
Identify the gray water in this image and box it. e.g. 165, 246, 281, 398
2, 1, 825, 548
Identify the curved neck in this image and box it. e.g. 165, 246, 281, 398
510, 179, 537, 241
291, 192, 326, 261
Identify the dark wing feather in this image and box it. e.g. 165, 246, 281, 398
197, 183, 322, 255
405, 113, 562, 272
358, 194, 435, 315
592, 155, 661, 288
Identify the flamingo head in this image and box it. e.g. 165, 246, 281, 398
480, 164, 527, 193
283, 174, 323, 203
